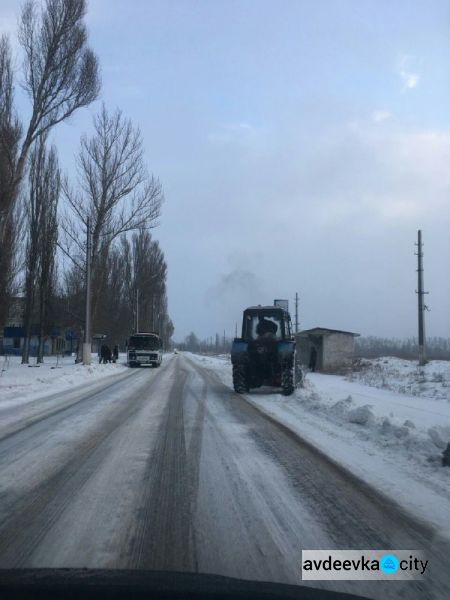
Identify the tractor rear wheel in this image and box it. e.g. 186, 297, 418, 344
232, 364, 248, 393
281, 363, 294, 396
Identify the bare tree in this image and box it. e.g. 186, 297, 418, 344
58, 262, 85, 358
104, 230, 170, 345
0, 0, 99, 328
64, 105, 163, 255
36, 144, 60, 362
62, 105, 164, 326
95, 245, 128, 341
15, 0, 100, 191
130, 229, 167, 333
185, 332, 200, 353
158, 294, 174, 350
21, 148, 44, 363
0, 35, 22, 325
21, 135, 60, 363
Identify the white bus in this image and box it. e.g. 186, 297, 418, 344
127, 333, 162, 368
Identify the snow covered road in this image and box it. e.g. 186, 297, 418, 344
0, 353, 447, 599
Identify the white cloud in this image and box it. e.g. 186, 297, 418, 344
398, 55, 420, 90
372, 110, 392, 123
401, 70, 419, 89
207, 122, 253, 144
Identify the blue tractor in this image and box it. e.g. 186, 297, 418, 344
231, 305, 296, 396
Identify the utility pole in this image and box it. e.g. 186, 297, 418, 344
136, 288, 139, 333
82, 217, 92, 365
156, 295, 160, 335
415, 230, 428, 365
294, 292, 299, 334
152, 294, 156, 332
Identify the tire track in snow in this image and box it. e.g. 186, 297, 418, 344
127, 360, 203, 570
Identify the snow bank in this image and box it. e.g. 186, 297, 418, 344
347, 404, 375, 425
292, 376, 450, 467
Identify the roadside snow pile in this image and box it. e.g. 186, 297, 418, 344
347, 404, 375, 426
428, 425, 450, 450
281, 377, 450, 529
348, 357, 450, 400
297, 373, 450, 469
0, 355, 128, 407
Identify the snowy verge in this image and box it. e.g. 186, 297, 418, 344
186, 353, 450, 532
0, 354, 129, 408
348, 356, 450, 401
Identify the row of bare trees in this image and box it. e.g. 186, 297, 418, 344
355, 337, 450, 360
60, 228, 173, 352
178, 332, 232, 354
0, 0, 173, 361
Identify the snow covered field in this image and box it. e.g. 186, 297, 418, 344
349, 356, 450, 401
189, 353, 450, 532
0, 354, 129, 407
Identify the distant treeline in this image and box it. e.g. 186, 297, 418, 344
176, 332, 232, 354
355, 337, 450, 361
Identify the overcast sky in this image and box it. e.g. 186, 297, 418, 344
2, 0, 450, 341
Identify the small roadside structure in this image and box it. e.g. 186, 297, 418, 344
296, 327, 359, 372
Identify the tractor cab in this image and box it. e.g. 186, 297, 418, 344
241, 306, 292, 341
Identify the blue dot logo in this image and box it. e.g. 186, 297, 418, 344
380, 554, 399, 573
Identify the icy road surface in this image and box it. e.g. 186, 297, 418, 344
0, 353, 447, 599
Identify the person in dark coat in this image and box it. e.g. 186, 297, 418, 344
256, 316, 278, 337
100, 344, 107, 364
105, 345, 112, 363
309, 346, 317, 372
113, 345, 119, 363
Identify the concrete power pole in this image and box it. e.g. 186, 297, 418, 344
152, 295, 155, 332
82, 217, 92, 365
294, 292, 299, 334
415, 230, 428, 366
136, 288, 139, 333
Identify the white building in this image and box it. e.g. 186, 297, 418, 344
296, 327, 359, 372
